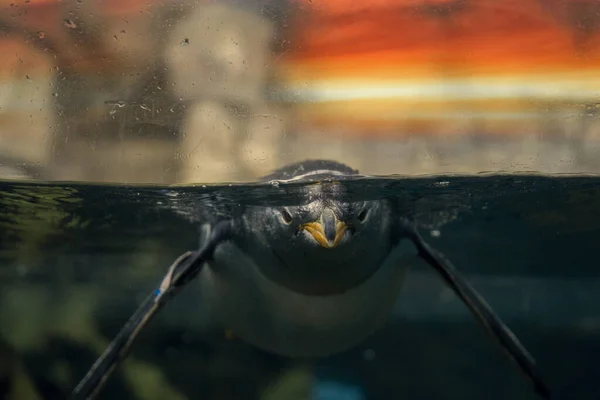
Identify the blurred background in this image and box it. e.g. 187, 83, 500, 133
2, 0, 600, 184
2, 2, 600, 399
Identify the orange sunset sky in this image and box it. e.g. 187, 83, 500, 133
2, 0, 599, 135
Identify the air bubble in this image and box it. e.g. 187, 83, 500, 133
363, 349, 375, 361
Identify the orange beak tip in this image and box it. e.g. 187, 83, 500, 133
302, 221, 348, 249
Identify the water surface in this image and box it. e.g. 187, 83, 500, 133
0, 175, 598, 400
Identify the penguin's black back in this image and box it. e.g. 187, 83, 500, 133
260, 160, 359, 182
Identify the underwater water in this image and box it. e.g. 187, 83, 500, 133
0, 175, 599, 400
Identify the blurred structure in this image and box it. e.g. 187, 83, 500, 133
164, 3, 288, 183
1, 0, 600, 183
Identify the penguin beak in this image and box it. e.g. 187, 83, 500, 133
301, 209, 348, 248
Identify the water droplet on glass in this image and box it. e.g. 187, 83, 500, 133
64, 19, 77, 29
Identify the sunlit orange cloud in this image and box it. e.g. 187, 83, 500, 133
283, 0, 600, 77
277, 0, 600, 133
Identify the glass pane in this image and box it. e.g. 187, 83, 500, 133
1, 2, 598, 400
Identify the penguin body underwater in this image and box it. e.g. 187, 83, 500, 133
198, 159, 411, 357
72, 159, 551, 400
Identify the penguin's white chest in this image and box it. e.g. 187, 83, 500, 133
198, 240, 414, 357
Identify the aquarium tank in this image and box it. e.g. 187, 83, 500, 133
0, 0, 599, 399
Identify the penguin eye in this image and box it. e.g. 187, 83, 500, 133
280, 208, 293, 224
357, 208, 369, 223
